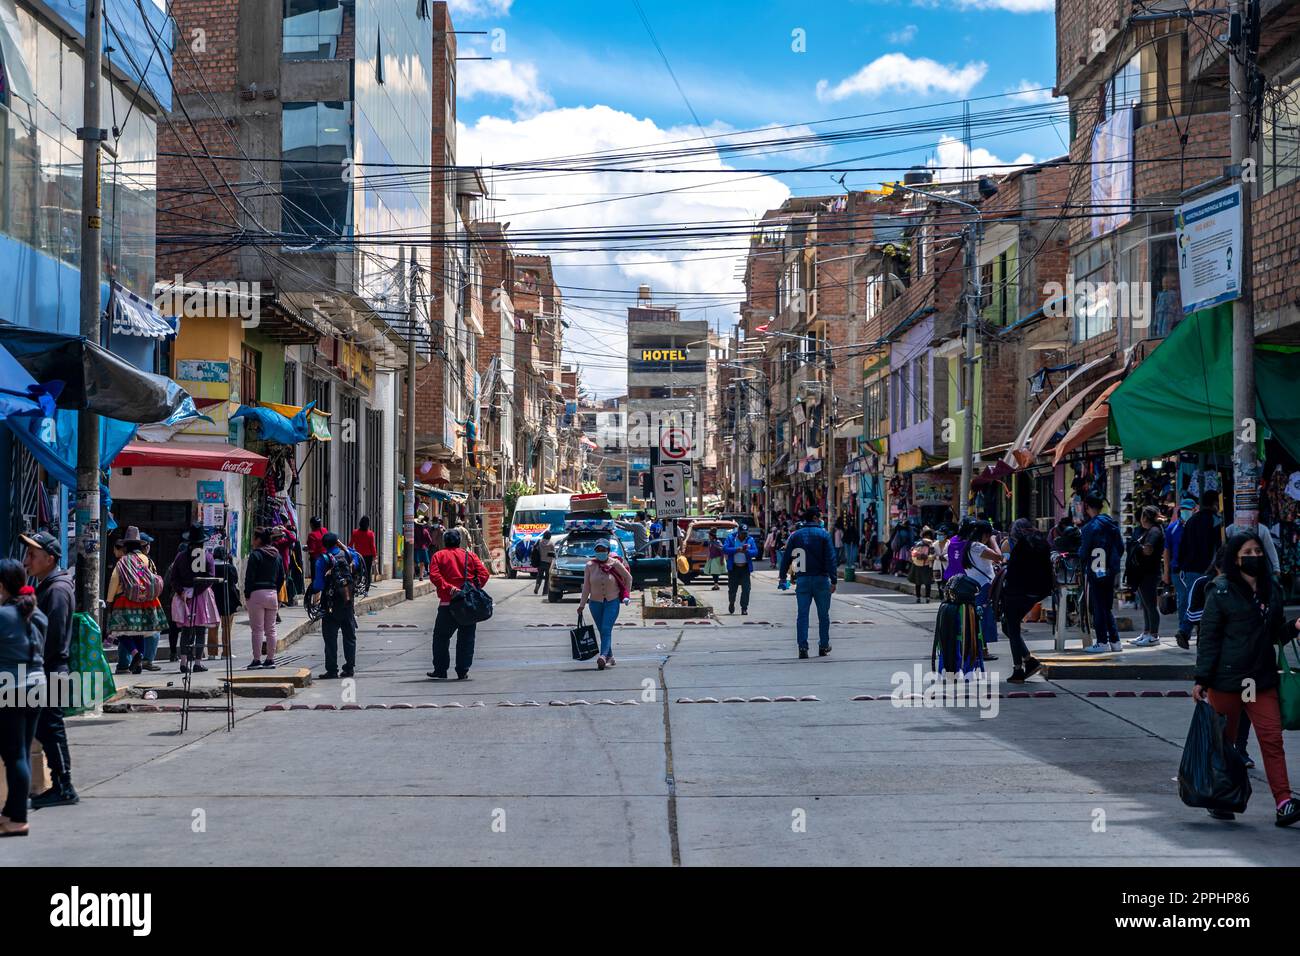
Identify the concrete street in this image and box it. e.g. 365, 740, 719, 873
9, 567, 1299, 866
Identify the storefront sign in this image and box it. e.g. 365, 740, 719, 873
912, 474, 955, 506
1176, 184, 1243, 314
196, 480, 224, 504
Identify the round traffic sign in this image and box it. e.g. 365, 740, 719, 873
660, 427, 691, 460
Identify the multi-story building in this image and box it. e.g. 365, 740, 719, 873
1053, 0, 1300, 548
153, 0, 436, 574
625, 285, 707, 506
512, 254, 565, 492
0, 0, 176, 554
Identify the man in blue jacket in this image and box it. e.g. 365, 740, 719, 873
1078, 494, 1124, 653
779, 507, 837, 658
722, 524, 759, 616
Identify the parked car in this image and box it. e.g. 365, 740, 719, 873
679, 519, 739, 581
714, 513, 762, 546
545, 527, 674, 602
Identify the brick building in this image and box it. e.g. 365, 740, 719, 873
1051, 0, 1300, 543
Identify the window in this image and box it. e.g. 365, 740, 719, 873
283, 0, 345, 61
1071, 243, 1114, 344
864, 274, 883, 320
284, 361, 299, 405
282, 102, 353, 241
892, 368, 909, 430
864, 380, 885, 440
980, 244, 1018, 327
1140, 33, 1186, 126
912, 356, 928, 423
240, 345, 261, 405
1102, 54, 1141, 121
1264, 79, 1300, 194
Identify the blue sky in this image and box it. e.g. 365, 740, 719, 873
446, 0, 1064, 396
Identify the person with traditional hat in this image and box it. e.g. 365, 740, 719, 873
207, 546, 241, 660
414, 516, 434, 578
106, 527, 169, 675
167, 525, 220, 674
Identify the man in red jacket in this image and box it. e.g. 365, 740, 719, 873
427, 529, 491, 680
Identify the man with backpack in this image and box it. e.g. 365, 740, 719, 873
310, 532, 363, 679
1078, 494, 1125, 653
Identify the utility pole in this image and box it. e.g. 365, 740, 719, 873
75, 0, 105, 615
824, 341, 837, 524
960, 219, 981, 520
1229, 0, 1259, 529
403, 250, 417, 600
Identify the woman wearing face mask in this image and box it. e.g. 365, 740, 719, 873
577, 539, 632, 671
1193, 531, 1300, 826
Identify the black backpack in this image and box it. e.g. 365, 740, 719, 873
322, 550, 355, 612
449, 550, 494, 626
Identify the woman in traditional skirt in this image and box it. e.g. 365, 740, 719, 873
106, 527, 169, 675
168, 526, 220, 674
704, 528, 727, 590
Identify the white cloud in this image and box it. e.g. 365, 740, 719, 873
459, 58, 553, 115
816, 53, 987, 103
888, 24, 918, 45
460, 107, 792, 396
929, 133, 1035, 182
944, 0, 1053, 11
1006, 79, 1055, 103
447, 0, 514, 16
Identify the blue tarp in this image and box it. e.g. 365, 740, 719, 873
230, 401, 317, 445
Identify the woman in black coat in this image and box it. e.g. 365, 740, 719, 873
1000, 518, 1054, 683
1193, 531, 1300, 826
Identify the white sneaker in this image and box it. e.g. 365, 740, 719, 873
1084, 642, 1112, 654
1109, 641, 1124, 652
1130, 633, 1161, 647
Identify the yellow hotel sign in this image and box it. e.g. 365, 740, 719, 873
640, 348, 689, 362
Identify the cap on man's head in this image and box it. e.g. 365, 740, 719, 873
594, 540, 610, 551
801, 507, 821, 523
21, 530, 61, 559
322, 531, 340, 549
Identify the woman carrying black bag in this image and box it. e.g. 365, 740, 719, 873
1192, 531, 1300, 826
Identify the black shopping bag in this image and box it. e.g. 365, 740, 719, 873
1178, 699, 1252, 813
570, 611, 599, 661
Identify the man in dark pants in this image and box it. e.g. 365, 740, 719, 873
22, 531, 78, 808
427, 530, 491, 680
722, 524, 758, 615
310, 532, 362, 679
534, 530, 554, 595
1078, 494, 1123, 653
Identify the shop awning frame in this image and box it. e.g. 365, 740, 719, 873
112, 441, 268, 477
1052, 382, 1122, 465
1003, 356, 1113, 470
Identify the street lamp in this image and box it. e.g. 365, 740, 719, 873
890, 176, 998, 520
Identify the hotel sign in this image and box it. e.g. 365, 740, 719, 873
640, 348, 689, 362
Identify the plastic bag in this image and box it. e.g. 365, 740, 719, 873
1278, 641, 1300, 731
1178, 700, 1251, 813
65, 611, 116, 716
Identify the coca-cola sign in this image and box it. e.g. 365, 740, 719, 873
221, 461, 255, 475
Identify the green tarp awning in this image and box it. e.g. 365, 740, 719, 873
1107, 303, 1300, 461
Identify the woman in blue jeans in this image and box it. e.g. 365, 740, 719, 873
577, 540, 633, 671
